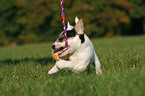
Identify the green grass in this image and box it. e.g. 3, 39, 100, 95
0, 36, 145, 96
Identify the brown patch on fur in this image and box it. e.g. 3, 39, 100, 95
52, 50, 68, 61
68, 37, 75, 40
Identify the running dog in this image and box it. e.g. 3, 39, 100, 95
48, 17, 102, 74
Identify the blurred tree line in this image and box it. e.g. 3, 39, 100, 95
0, 0, 145, 45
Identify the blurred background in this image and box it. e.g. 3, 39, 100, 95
0, 0, 145, 46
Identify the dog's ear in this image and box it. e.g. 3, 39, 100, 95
75, 16, 79, 24
74, 19, 84, 35
67, 22, 73, 30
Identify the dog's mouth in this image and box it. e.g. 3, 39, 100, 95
53, 46, 70, 54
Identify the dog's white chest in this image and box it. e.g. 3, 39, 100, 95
69, 35, 95, 67
48, 17, 102, 74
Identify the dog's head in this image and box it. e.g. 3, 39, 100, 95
52, 17, 85, 57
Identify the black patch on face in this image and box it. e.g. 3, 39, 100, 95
58, 37, 64, 42
66, 28, 76, 37
58, 28, 76, 42
79, 34, 85, 43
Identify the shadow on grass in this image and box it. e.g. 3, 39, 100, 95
0, 57, 55, 66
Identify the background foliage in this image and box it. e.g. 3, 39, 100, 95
0, 0, 145, 45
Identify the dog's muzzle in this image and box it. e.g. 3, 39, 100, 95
52, 45, 69, 54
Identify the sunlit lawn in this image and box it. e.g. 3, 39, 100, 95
0, 36, 145, 96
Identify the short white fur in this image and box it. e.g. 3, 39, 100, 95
48, 17, 102, 75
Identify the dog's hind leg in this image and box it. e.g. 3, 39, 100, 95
48, 60, 74, 74
93, 53, 102, 75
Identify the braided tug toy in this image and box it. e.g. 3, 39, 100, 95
52, 0, 69, 61
60, 0, 68, 47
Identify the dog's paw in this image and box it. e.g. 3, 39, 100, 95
48, 65, 59, 74
48, 71, 53, 74
48, 70, 57, 74
96, 69, 102, 75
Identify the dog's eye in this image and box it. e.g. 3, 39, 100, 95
59, 37, 64, 42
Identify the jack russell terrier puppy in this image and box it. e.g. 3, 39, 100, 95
48, 17, 102, 75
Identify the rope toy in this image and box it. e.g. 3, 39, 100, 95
59, 0, 68, 47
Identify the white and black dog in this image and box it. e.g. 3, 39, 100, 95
48, 17, 102, 74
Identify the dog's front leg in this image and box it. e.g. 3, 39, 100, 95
48, 60, 74, 74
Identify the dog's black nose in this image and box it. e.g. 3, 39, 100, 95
52, 45, 55, 50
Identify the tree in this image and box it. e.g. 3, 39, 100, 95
128, 0, 145, 35
0, 0, 20, 45
0, 0, 144, 45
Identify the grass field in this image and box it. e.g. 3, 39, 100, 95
0, 36, 145, 96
